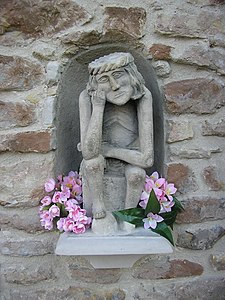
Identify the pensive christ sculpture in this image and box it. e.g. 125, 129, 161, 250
79, 52, 154, 234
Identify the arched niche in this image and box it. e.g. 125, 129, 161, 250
55, 44, 164, 176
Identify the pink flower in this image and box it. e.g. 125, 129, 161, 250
164, 182, 177, 201
49, 204, 60, 218
160, 200, 175, 213
57, 218, 66, 231
64, 199, 78, 211
139, 191, 149, 209
41, 219, 53, 230
73, 222, 86, 234
59, 186, 70, 201
41, 196, 52, 206
52, 191, 62, 203
63, 218, 74, 232
44, 178, 55, 192
143, 213, 164, 230
39, 210, 52, 221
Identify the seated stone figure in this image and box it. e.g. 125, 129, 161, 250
79, 52, 153, 225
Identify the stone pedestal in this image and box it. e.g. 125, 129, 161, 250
55, 228, 173, 268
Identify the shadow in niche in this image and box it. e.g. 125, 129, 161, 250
55, 44, 164, 176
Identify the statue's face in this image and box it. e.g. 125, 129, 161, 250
95, 67, 133, 105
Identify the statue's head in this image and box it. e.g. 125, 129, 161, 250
87, 52, 145, 105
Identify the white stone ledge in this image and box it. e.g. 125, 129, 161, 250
55, 228, 173, 268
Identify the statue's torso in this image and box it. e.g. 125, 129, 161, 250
102, 101, 139, 149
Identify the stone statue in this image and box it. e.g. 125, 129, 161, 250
79, 52, 153, 233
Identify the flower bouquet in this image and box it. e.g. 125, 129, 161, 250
39, 171, 91, 234
112, 172, 184, 245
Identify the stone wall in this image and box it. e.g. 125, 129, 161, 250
0, 0, 225, 299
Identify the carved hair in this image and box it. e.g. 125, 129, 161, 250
87, 52, 145, 100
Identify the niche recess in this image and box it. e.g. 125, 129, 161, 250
55, 44, 164, 177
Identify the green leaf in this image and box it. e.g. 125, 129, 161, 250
160, 210, 177, 227
40, 205, 51, 211
151, 221, 174, 246
112, 208, 145, 226
145, 189, 160, 215
173, 196, 184, 212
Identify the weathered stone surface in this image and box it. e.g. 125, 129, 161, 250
164, 78, 225, 115
156, 11, 225, 38
152, 60, 171, 77
0, 207, 42, 233
0, 153, 53, 208
177, 224, 225, 250
62, 30, 101, 47
0, 55, 43, 91
3, 261, 53, 284
167, 120, 194, 143
149, 44, 172, 60
133, 276, 225, 300
166, 163, 198, 194
104, 7, 146, 38
209, 33, 225, 48
0, 0, 92, 36
203, 165, 225, 191
169, 146, 221, 159
172, 43, 225, 75
0, 98, 35, 129
0, 230, 57, 256
176, 197, 225, 224
202, 119, 225, 137
0, 130, 54, 153
132, 255, 203, 279
9, 287, 126, 300
68, 265, 121, 284
210, 253, 225, 271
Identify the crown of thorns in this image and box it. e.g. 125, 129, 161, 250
88, 52, 134, 75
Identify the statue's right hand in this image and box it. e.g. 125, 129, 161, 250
91, 90, 106, 107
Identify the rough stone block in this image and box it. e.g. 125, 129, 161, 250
176, 197, 225, 224
132, 255, 203, 279
0, 0, 92, 36
0, 230, 57, 256
0, 153, 54, 208
202, 119, 225, 137
0, 98, 35, 129
203, 165, 225, 191
68, 265, 121, 284
172, 43, 225, 75
104, 7, 146, 38
176, 224, 225, 250
155, 10, 225, 38
164, 78, 225, 115
210, 253, 225, 271
0, 130, 54, 153
2, 259, 53, 284
0, 207, 42, 233
167, 120, 194, 143
169, 146, 221, 159
152, 60, 171, 77
149, 44, 172, 60
9, 287, 126, 300
0, 55, 43, 91
61, 30, 101, 47
166, 163, 198, 194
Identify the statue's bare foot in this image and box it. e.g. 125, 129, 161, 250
93, 203, 106, 219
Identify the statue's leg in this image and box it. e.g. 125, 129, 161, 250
82, 155, 106, 219
125, 164, 146, 208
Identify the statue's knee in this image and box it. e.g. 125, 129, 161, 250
125, 165, 146, 186
83, 155, 105, 173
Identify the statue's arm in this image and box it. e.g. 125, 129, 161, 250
102, 88, 153, 168
79, 90, 105, 160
